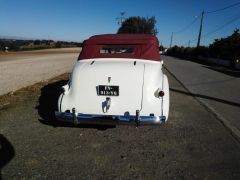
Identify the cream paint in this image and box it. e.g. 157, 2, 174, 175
58, 58, 169, 120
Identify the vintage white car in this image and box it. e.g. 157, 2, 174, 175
55, 34, 169, 126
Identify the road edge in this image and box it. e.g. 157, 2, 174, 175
163, 65, 240, 143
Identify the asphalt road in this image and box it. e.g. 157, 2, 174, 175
0, 70, 240, 179
0, 48, 80, 96
163, 55, 240, 141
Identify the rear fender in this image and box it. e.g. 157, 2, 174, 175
162, 74, 169, 120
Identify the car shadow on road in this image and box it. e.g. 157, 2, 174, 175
170, 88, 240, 108
0, 134, 15, 179
36, 80, 115, 130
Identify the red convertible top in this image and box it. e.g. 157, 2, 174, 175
78, 34, 160, 61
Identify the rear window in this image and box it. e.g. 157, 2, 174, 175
100, 47, 134, 54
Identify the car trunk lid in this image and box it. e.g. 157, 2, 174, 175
71, 59, 145, 115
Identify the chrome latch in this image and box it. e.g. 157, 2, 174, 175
103, 97, 111, 113
106, 97, 111, 112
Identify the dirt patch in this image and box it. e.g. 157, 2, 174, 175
0, 48, 81, 61
0, 73, 70, 109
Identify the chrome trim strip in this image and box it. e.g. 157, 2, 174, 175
55, 111, 166, 126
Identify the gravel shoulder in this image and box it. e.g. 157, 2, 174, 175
0, 48, 81, 62
0, 48, 80, 96
0, 70, 240, 179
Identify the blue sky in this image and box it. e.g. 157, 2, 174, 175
0, 0, 240, 47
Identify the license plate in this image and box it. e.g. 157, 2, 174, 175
98, 85, 119, 96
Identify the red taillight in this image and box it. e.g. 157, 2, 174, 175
159, 91, 165, 97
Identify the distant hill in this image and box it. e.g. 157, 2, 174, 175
0, 38, 83, 51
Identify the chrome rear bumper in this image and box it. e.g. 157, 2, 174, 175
55, 110, 166, 126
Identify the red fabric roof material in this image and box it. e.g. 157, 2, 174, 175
78, 34, 161, 61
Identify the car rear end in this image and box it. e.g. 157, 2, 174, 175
55, 58, 169, 126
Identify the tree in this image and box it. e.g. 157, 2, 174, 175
34, 40, 41, 45
209, 29, 240, 61
55, 41, 62, 48
117, 16, 158, 35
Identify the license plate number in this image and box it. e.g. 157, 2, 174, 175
98, 85, 119, 96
